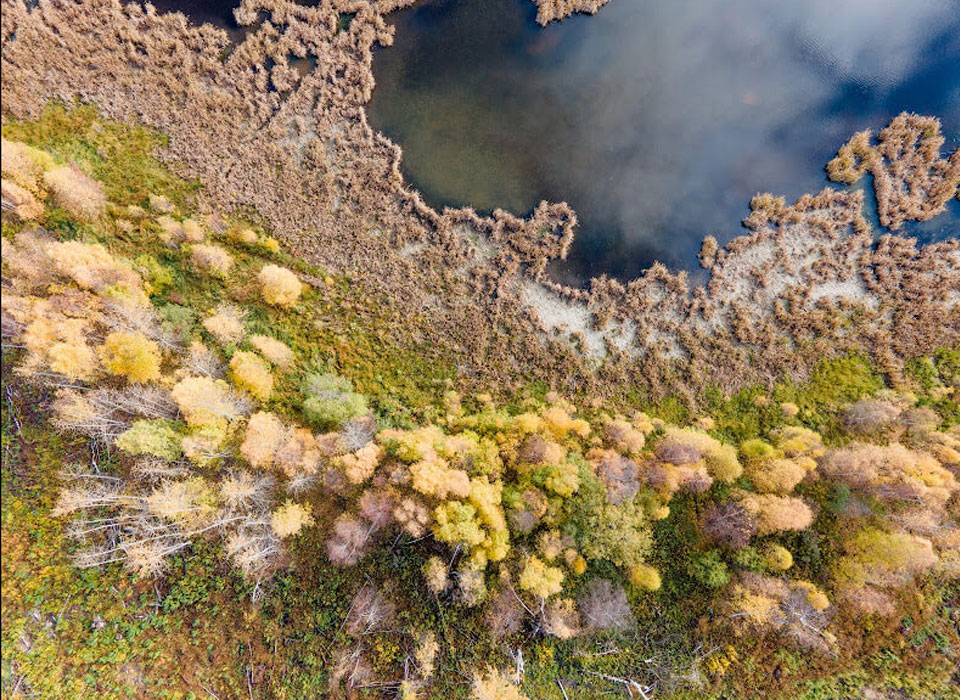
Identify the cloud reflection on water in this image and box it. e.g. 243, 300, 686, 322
368, 0, 959, 284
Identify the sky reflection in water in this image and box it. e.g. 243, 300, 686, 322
367, 0, 960, 284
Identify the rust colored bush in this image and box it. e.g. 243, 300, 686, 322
701, 502, 757, 550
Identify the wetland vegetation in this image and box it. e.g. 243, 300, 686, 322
2, 2, 958, 698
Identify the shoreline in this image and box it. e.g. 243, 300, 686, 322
2, 0, 958, 403
3, 5, 960, 696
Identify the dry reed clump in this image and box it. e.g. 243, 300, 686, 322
826, 114, 960, 230
190, 243, 234, 277
2, 1, 957, 405
532, 0, 613, 25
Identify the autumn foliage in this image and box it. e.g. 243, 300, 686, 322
3, 136, 958, 698
258, 264, 302, 308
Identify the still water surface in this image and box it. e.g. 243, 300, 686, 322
367, 0, 960, 283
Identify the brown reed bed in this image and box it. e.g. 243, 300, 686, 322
2, 0, 958, 406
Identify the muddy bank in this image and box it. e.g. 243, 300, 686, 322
2, 0, 958, 404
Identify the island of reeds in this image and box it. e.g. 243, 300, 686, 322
2, 1, 959, 699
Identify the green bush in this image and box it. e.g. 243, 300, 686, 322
733, 545, 764, 571
687, 550, 731, 588
115, 419, 182, 460
301, 372, 369, 430
133, 254, 174, 295
824, 483, 851, 515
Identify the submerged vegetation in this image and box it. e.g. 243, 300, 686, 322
2, 109, 959, 699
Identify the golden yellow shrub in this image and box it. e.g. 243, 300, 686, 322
229, 351, 273, 401
771, 426, 824, 459
423, 556, 450, 594
394, 497, 430, 537
541, 405, 590, 440
155, 215, 184, 241
271, 501, 314, 538
603, 418, 645, 453
258, 264, 302, 308
414, 632, 438, 679
820, 443, 958, 509
1, 179, 44, 220
44, 241, 146, 302
48, 341, 97, 380
781, 402, 800, 418
410, 455, 470, 498
629, 563, 662, 591
230, 228, 258, 244
146, 478, 216, 524
101, 331, 162, 383
249, 335, 295, 369
171, 376, 248, 426
182, 218, 205, 242
181, 424, 228, 466
519, 556, 564, 599
795, 581, 830, 611
202, 305, 246, 345
543, 597, 581, 639
1, 138, 53, 195
21, 318, 59, 357
340, 443, 381, 484
43, 165, 106, 220
747, 458, 807, 494
148, 193, 174, 213
666, 427, 743, 483
472, 668, 529, 700
834, 528, 938, 589
762, 544, 794, 571
726, 585, 779, 630
567, 551, 587, 575
273, 428, 321, 478
739, 493, 813, 535
240, 411, 286, 468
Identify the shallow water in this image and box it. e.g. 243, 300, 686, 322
367, 0, 960, 284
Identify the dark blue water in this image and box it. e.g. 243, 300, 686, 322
366, 0, 960, 284
149, 0, 242, 34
